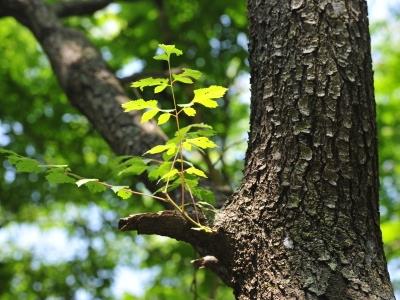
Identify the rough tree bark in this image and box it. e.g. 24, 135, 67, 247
210, 0, 394, 298
0, 0, 395, 299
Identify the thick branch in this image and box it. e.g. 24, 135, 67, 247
119, 210, 215, 246
53, 0, 112, 17
0, 0, 166, 157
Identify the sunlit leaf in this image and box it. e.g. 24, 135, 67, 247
181, 68, 202, 80
161, 168, 179, 180
183, 107, 196, 117
186, 137, 217, 149
154, 83, 168, 93
158, 44, 183, 57
192, 85, 228, 108
131, 78, 168, 91
141, 109, 159, 123
117, 189, 132, 200
153, 53, 168, 61
111, 185, 129, 193
173, 74, 193, 84
158, 113, 171, 125
121, 99, 158, 112
146, 144, 173, 155
186, 166, 207, 178
182, 141, 192, 151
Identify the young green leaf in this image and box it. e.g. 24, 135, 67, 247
161, 168, 179, 180
173, 74, 193, 84
147, 162, 172, 181
154, 83, 168, 93
46, 170, 75, 184
9, 157, 41, 173
121, 99, 158, 112
146, 144, 175, 155
131, 78, 168, 91
116, 157, 148, 176
86, 182, 107, 193
186, 137, 217, 149
181, 68, 202, 80
153, 53, 169, 61
111, 185, 129, 193
186, 166, 207, 178
192, 187, 216, 203
117, 189, 132, 200
182, 141, 192, 151
141, 109, 159, 123
157, 113, 171, 125
182, 107, 196, 117
158, 44, 183, 57
192, 85, 228, 108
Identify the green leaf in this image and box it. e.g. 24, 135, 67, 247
153, 53, 169, 61
161, 168, 179, 180
173, 74, 193, 84
183, 107, 196, 117
175, 123, 213, 140
131, 78, 168, 91
166, 144, 177, 155
145, 144, 173, 155
116, 156, 148, 177
181, 68, 202, 80
86, 182, 107, 193
111, 185, 129, 193
186, 137, 217, 149
76, 178, 98, 187
192, 85, 228, 108
182, 141, 192, 151
46, 171, 75, 184
157, 113, 171, 125
117, 189, 132, 200
147, 162, 172, 181
121, 99, 158, 112
0, 148, 17, 156
158, 44, 183, 57
9, 157, 41, 173
186, 166, 207, 178
192, 187, 215, 203
193, 98, 217, 108
141, 109, 159, 123
382, 221, 400, 243
154, 83, 168, 93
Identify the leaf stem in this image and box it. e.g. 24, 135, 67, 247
167, 58, 186, 211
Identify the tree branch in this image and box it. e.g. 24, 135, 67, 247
0, 0, 166, 158
53, 0, 112, 18
119, 210, 215, 246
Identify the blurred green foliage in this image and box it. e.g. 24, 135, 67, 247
0, 0, 399, 299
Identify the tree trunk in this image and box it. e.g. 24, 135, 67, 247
213, 0, 395, 299
0, 0, 395, 299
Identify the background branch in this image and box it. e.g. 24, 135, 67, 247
53, 0, 112, 17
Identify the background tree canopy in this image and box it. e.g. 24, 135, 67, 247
0, 0, 399, 298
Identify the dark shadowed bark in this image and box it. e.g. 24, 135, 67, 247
0, 0, 395, 299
